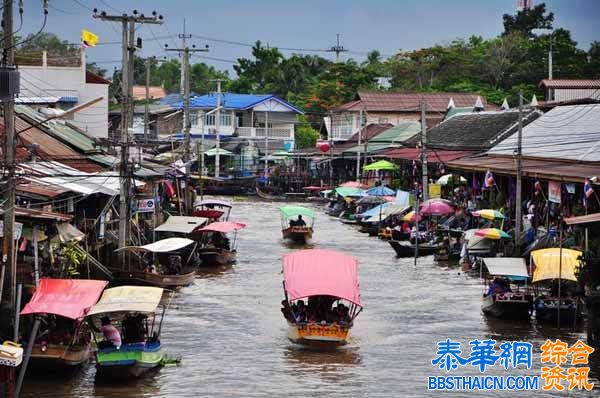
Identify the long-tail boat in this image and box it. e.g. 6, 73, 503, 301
281, 249, 362, 346
192, 199, 232, 221
20, 279, 108, 371
280, 205, 315, 243
480, 258, 533, 320
196, 221, 246, 266
113, 237, 198, 289
87, 286, 167, 378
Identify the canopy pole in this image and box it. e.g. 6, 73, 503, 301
557, 215, 563, 329
33, 226, 40, 286
414, 187, 419, 266
13, 284, 21, 342
15, 317, 40, 397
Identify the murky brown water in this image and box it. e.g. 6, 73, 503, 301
23, 199, 599, 397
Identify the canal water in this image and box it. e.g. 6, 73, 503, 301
23, 199, 599, 397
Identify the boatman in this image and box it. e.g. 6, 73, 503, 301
296, 215, 306, 226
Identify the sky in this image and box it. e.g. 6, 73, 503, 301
14, 0, 600, 75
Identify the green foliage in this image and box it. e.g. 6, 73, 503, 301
18, 32, 76, 54
294, 115, 320, 149
502, 3, 554, 37
58, 241, 85, 277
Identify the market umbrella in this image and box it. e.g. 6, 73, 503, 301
204, 148, 234, 156
472, 209, 505, 220
436, 174, 467, 186
365, 186, 396, 196
335, 187, 366, 198
531, 248, 582, 283
474, 228, 511, 240
420, 201, 454, 216
356, 195, 387, 205
402, 210, 421, 222
339, 181, 369, 189
363, 160, 398, 171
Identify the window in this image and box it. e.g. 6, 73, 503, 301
205, 113, 232, 126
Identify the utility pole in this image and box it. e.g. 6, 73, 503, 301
144, 58, 152, 145
356, 109, 363, 181
328, 33, 348, 63
213, 80, 223, 178
421, 99, 428, 202
548, 35, 553, 80
1, 0, 18, 345
264, 110, 269, 178
515, 91, 524, 248
166, 30, 209, 211
93, 9, 163, 259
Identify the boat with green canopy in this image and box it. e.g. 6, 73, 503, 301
280, 206, 315, 243
87, 286, 167, 378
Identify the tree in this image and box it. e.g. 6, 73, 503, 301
502, 3, 554, 37
18, 32, 75, 53
87, 62, 107, 77
586, 41, 600, 79
294, 115, 320, 149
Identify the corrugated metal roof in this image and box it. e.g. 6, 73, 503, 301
15, 105, 99, 154
174, 93, 303, 114
540, 79, 600, 89
16, 183, 68, 198
371, 121, 421, 143
133, 86, 167, 100
487, 104, 600, 162
346, 124, 393, 143
448, 155, 600, 182
343, 142, 402, 154
333, 91, 496, 113
383, 148, 473, 163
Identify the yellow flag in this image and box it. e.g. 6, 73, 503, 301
81, 29, 99, 47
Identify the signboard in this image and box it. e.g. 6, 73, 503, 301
137, 198, 156, 213
429, 184, 442, 199
548, 181, 561, 204
0, 221, 23, 240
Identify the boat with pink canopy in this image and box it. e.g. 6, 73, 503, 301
197, 221, 246, 266
281, 249, 362, 345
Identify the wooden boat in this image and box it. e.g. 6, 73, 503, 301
388, 240, 439, 257
88, 286, 167, 378
193, 199, 232, 221
280, 206, 315, 244
282, 249, 362, 346
480, 258, 533, 320
196, 221, 246, 266
195, 175, 252, 196
256, 186, 287, 201
112, 270, 196, 289
534, 297, 582, 325
20, 279, 108, 372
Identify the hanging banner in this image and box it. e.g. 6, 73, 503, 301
429, 184, 441, 199
137, 198, 156, 213
548, 181, 562, 203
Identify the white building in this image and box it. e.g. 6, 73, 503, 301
540, 79, 600, 102
17, 49, 110, 138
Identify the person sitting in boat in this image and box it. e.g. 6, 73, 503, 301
295, 215, 306, 227
294, 300, 307, 323
335, 303, 351, 325
485, 278, 511, 298
281, 300, 293, 321
122, 313, 148, 343
97, 316, 122, 350
166, 255, 182, 275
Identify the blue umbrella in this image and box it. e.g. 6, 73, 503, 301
365, 186, 395, 196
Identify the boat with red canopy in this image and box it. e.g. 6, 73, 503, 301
192, 199, 232, 221
281, 249, 362, 346
20, 279, 107, 370
197, 221, 246, 266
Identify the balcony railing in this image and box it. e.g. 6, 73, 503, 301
330, 125, 356, 141
236, 126, 293, 139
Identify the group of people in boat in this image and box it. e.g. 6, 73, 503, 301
94, 314, 151, 350
281, 296, 351, 325
484, 277, 512, 298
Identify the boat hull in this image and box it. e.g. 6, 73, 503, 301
198, 248, 236, 266
28, 344, 91, 371
95, 342, 163, 378
112, 270, 195, 289
282, 227, 313, 244
389, 240, 438, 257
287, 323, 350, 346
535, 300, 581, 325
481, 295, 532, 320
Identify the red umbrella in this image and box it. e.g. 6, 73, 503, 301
339, 181, 369, 189
420, 201, 454, 216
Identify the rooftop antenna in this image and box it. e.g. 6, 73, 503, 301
328, 34, 348, 62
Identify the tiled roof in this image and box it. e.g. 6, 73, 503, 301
333, 91, 495, 113
86, 70, 111, 85
540, 79, 600, 89
383, 148, 473, 163
487, 104, 600, 162
133, 85, 167, 100
405, 110, 540, 151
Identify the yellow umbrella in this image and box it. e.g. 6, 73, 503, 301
531, 248, 582, 283
472, 209, 505, 220
402, 210, 421, 222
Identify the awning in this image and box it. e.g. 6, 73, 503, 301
193, 199, 232, 208
56, 223, 85, 242
531, 248, 582, 283
87, 286, 164, 315
117, 237, 195, 253
198, 221, 246, 233
365, 186, 395, 196
564, 213, 600, 225
204, 148, 234, 157
154, 216, 208, 234
363, 160, 398, 171
383, 148, 472, 163
483, 258, 528, 279
364, 205, 410, 223
283, 249, 362, 306
21, 279, 108, 320
280, 205, 315, 220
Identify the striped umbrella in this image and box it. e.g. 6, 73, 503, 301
474, 228, 511, 240
472, 209, 505, 220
